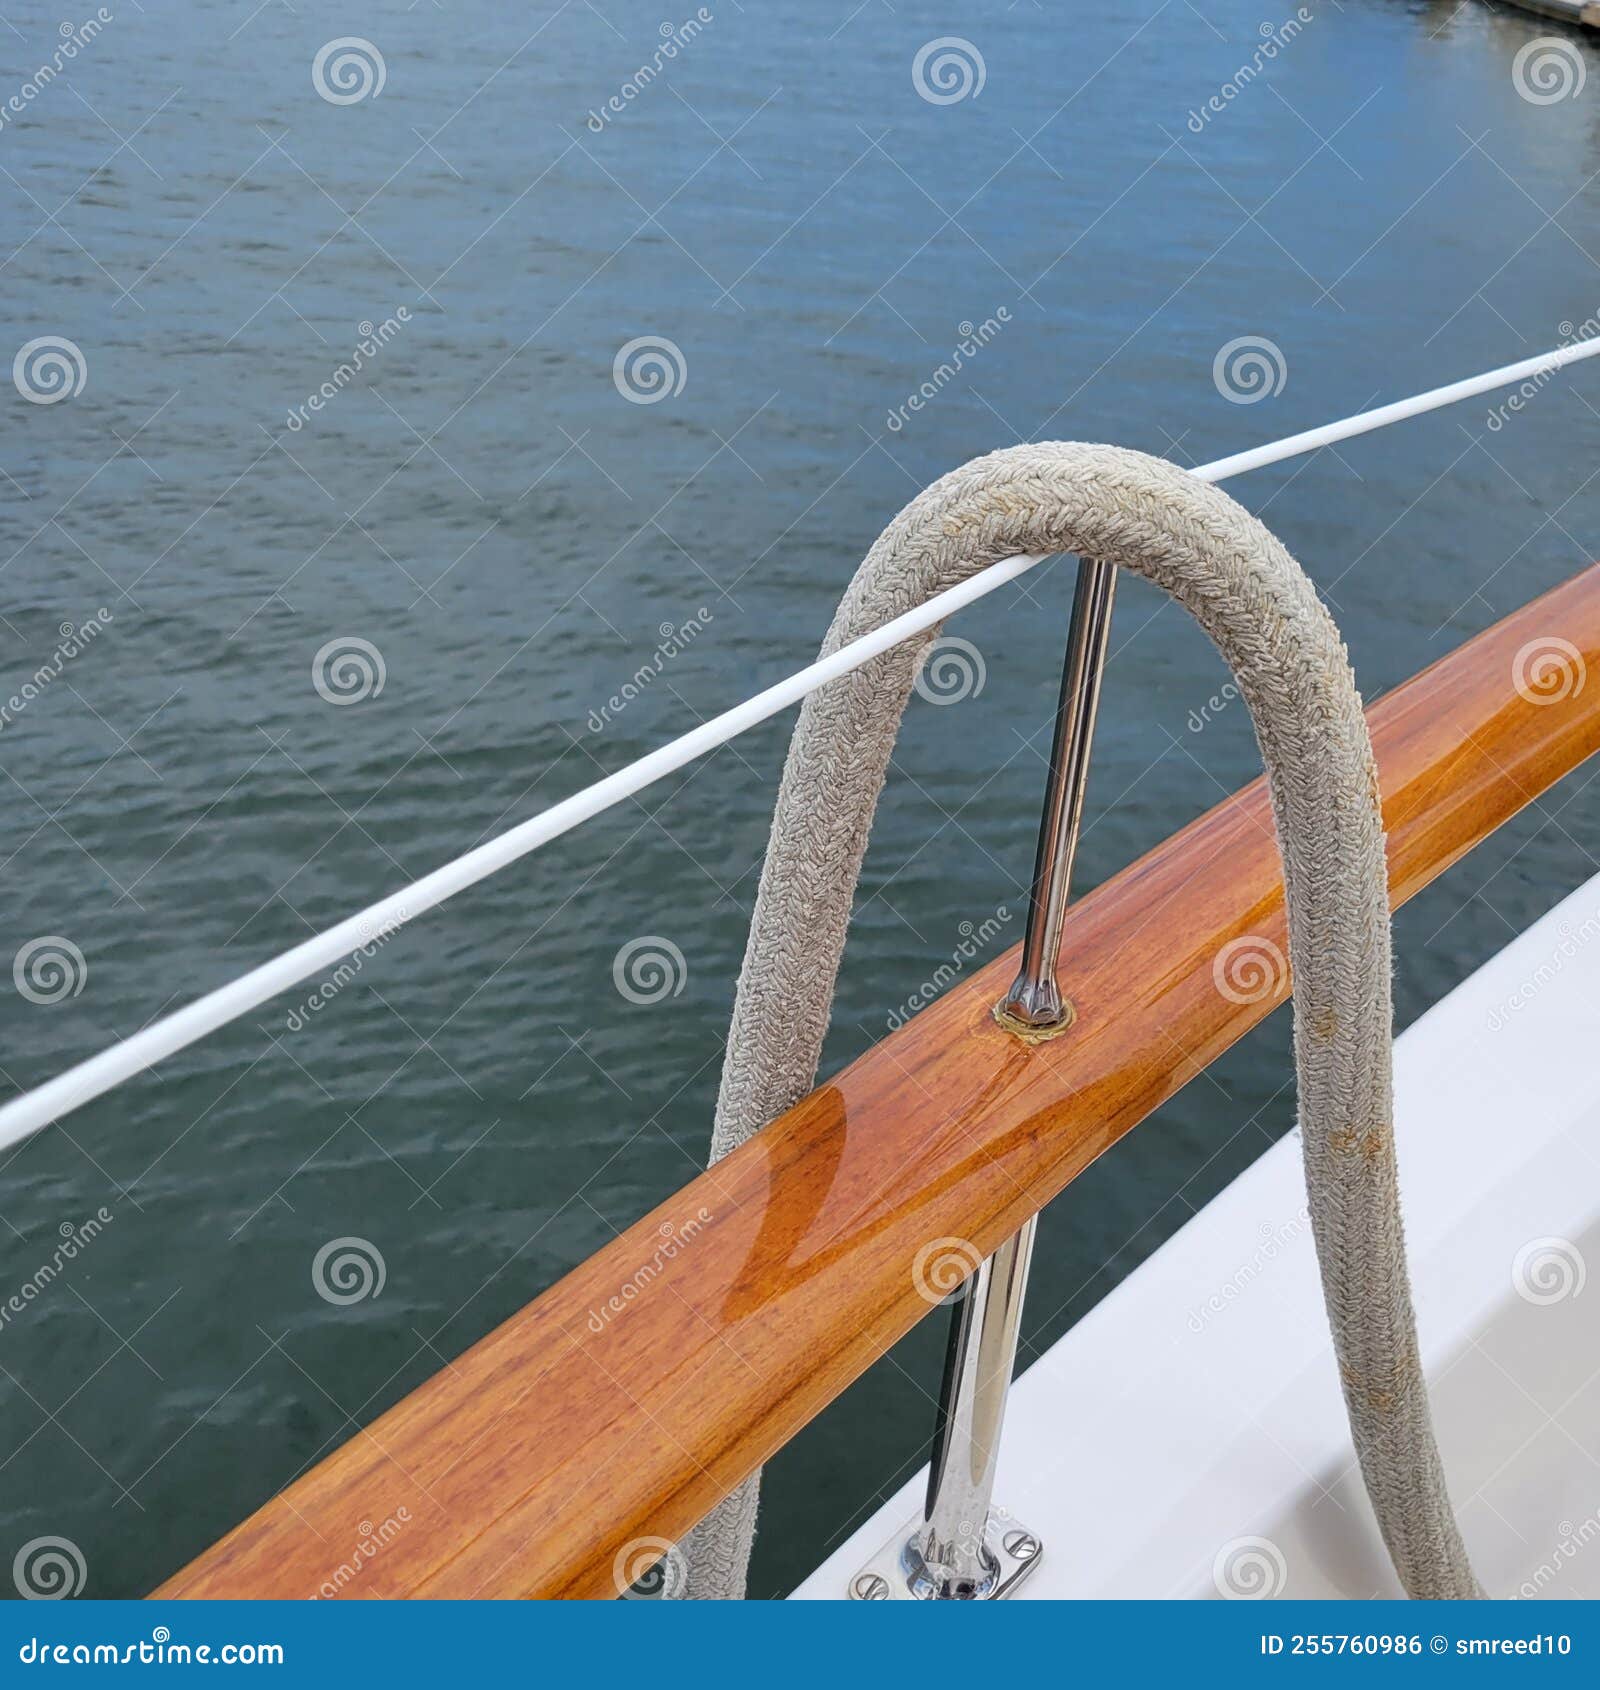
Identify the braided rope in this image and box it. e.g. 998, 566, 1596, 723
678, 443, 1479, 1601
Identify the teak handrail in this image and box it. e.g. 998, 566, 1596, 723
158, 566, 1600, 1601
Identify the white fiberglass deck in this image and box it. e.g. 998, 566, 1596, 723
793, 871, 1600, 1601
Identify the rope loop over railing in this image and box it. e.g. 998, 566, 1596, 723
687, 442, 1481, 1601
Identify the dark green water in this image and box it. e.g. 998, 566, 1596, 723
1, 0, 1598, 1598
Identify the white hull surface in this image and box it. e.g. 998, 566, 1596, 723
793, 872, 1600, 1601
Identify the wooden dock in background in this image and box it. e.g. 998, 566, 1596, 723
1500, 0, 1600, 30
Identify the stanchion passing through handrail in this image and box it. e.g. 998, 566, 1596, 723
158, 560, 1600, 1601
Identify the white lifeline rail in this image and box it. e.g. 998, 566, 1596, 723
2, 337, 1598, 1155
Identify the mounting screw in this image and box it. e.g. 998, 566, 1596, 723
851, 1572, 891, 1600
1002, 1530, 1040, 1563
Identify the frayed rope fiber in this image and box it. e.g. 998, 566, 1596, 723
676, 443, 1480, 1602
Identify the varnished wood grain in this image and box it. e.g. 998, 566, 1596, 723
157, 567, 1600, 1601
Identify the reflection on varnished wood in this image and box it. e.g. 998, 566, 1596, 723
721, 1034, 1042, 1326
157, 565, 1600, 1602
